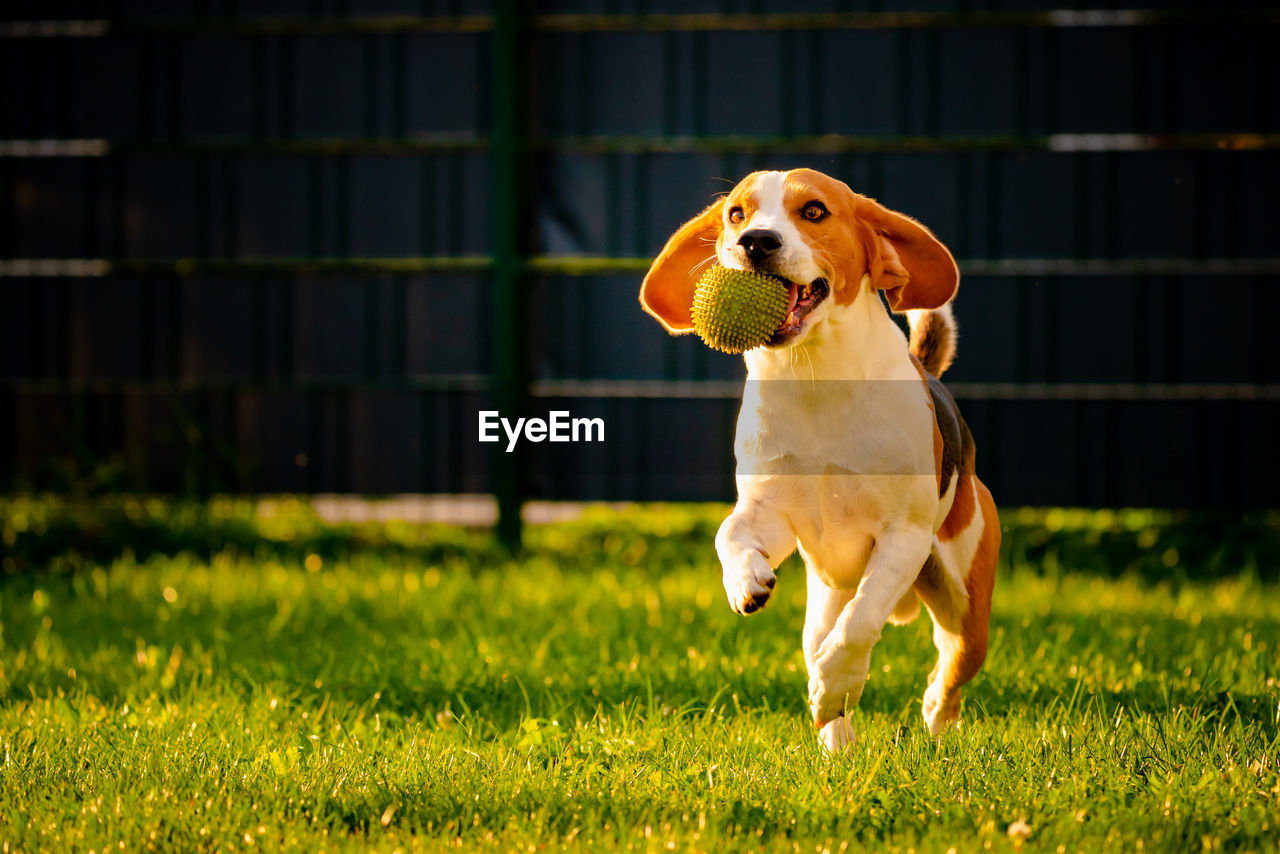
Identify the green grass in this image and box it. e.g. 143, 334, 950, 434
1, 503, 1278, 852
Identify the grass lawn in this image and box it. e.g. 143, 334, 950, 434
0, 502, 1278, 852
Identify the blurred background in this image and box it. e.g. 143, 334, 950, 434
1, 1, 1277, 545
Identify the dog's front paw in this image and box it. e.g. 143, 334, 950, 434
808, 676, 847, 727
808, 653, 866, 726
818, 716, 857, 754
723, 551, 776, 615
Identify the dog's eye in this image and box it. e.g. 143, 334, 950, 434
728, 207, 745, 225
801, 201, 828, 222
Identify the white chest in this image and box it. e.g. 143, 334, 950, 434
732, 295, 941, 589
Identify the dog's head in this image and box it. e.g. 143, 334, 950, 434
639, 168, 958, 348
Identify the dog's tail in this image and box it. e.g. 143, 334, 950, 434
906, 304, 957, 377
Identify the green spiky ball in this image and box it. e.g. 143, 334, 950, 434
691, 266, 790, 354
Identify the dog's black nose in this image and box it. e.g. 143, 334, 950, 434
738, 229, 782, 265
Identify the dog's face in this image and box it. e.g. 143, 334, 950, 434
640, 168, 959, 348
717, 169, 847, 347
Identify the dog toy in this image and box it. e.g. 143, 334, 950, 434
691, 266, 789, 354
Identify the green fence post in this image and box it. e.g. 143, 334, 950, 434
490, 0, 529, 550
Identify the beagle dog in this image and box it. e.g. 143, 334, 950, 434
639, 169, 999, 752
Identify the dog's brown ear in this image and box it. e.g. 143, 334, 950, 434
640, 198, 725, 333
857, 197, 958, 312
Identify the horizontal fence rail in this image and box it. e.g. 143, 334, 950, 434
8, 377, 1280, 401
5, 257, 1280, 277
5, 9, 1280, 37
5, 134, 1279, 157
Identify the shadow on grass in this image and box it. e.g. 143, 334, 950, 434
4, 497, 1278, 583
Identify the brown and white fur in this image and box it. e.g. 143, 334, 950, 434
639, 169, 999, 752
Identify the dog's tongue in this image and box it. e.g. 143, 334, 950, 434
785, 283, 800, 313
774, 283, 801, 333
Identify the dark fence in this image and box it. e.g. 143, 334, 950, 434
2, 3, 1279, 536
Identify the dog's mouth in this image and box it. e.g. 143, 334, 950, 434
768, 277, 829, 346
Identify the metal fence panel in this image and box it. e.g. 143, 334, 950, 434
2, 5, 1279, 534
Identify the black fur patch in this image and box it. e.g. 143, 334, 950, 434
917, 550, 945, 591
926, 372, 973, 498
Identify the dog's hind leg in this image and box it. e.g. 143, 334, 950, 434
914, 476, 999, 736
